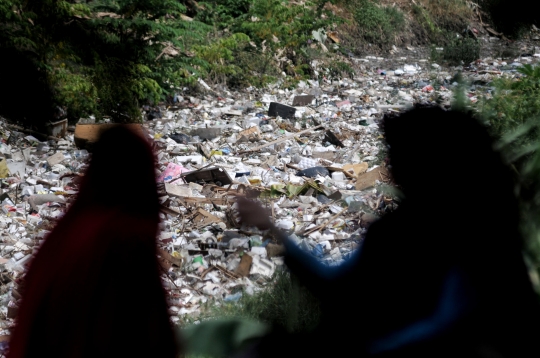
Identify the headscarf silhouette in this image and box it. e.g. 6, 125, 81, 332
8, 126, 178, 358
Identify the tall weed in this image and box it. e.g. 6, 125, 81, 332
479, 65, 540, 148
203, 270, 321, 333
478, 64, 540, 291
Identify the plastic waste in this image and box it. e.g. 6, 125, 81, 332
331, 171, 345, 182
170, 133, 192, 144
223, 292, 243, 302
297, 166, 329, 178
312, 244, 325, 258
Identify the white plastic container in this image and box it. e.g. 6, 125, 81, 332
332, 171, 345, 182
243, 117, 260, 128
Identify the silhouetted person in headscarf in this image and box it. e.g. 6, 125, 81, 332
237, 107, 540, 357
8, 126, 179, 358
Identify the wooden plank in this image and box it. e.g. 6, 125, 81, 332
304, 207, 347, 235
159, 205, 182, 216
193, 208, 222, 229
183, 197, 228, 205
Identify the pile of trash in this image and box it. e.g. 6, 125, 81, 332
1, 41, 540, 336
0, 84, 395, 332
138, 85, 397, 321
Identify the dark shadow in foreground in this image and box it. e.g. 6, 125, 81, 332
7, 127, 179, 358
237, 107, 540, 358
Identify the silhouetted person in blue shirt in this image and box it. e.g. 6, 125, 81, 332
238, 107, 540, 357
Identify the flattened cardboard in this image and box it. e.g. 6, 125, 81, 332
235, 253, 253, 277
355, 166, 389, 191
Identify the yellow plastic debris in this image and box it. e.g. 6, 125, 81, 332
0, 158, 8, 178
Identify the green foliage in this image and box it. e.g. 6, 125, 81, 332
476, 65, 540, 290
236, 0, 331, 49
0, 0, 212, 123
353, 0, 405, 48
325, 60, 355, 80
442, 36, 480, 65
232, 50, 280, 87
450, 73, 470, 112
80, 0, 211, 120
193, 33, 250, 86
51, 67, 98, 120
478, 65, 540, 147
195, 0, 340, 88
234, 0, 336, 75
488, 120, 540, 295
412, 4, 445, 43
409, 0, 476, 56
415, 0, 472, 33
197, 0, 253, 27
1, 0, 344, 122
205, 270, 321, 334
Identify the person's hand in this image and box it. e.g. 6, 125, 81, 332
236, 197, 273, 230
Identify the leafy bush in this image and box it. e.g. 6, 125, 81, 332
442, 36, 480, 65
231, 50, 280, 88
479, 65, 540, 147
51, 68, 99, 121
197, 0, 253, 27
353, 0, 405, 48
194, 33, 250, 86
236, 0, 328, 49
0, 0, 212, 123
325, 61, 355, 80
477, 65, 540, 290
234, 0, 336, 75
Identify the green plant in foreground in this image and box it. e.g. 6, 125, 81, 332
479, 65, 540, 147
491, 119, 540, 295
201, 269, 321, 334
476, 64, 540, 293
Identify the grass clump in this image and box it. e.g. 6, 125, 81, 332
325, 60, 355, 80
442, 36, 480, 65
418, 0, 473, 33
412, 0, 479, 64
203, 269, 321, 334
352, 0, 405, 49
478, 64, 540, 147
476, 64, 540, 291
